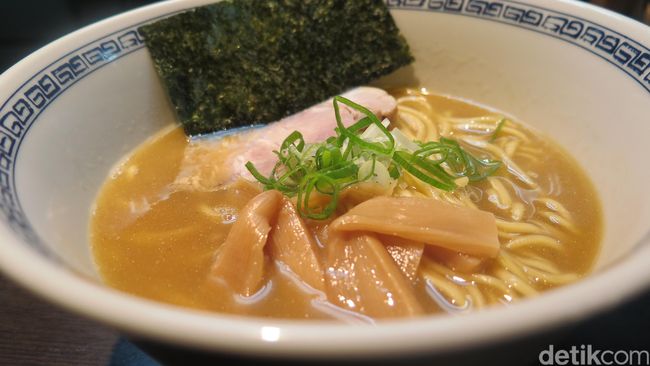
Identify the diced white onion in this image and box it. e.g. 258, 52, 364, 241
358, 160, 392, 189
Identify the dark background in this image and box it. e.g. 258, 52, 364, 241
1, 0, 649, 74
0, 0, 158, 73
1, 1, 649, 365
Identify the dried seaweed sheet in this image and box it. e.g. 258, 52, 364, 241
139, 0, 413, 136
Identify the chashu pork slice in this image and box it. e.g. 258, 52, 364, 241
175, 87, 397, 191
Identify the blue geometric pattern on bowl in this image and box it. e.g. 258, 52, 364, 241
0, 15, 169, 252
389, 0, 650, 92
0, 1, 648, 254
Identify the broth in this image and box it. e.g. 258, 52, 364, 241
91, 89, 602, 320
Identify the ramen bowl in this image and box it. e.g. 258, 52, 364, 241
0, 0, 649, 360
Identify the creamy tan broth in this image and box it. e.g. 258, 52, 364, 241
91, 89, 602, 320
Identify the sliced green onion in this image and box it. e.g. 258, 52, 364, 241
333, 96, 395, 156
280, 130, 306, 152
490, 118, 506, 142
245, 96, 502, 219
393, 151, 456, 191
297, 174, 339, 220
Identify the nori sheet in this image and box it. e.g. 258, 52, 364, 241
139, 0, 413, 136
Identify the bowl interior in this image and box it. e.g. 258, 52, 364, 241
1, 0, 650, 355
13, 1, 649, 277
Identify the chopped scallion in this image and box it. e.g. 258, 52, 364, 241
245, 96, 501, 219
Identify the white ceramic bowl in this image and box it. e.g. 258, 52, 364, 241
0, 0, 649, 359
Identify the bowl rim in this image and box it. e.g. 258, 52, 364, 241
1, 0, 650, 358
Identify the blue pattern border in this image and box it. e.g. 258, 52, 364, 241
0, 11, 182, 252
387, 0, 650, 94
0, 2, 648, 253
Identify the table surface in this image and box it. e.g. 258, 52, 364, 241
0, 274, 116, 366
